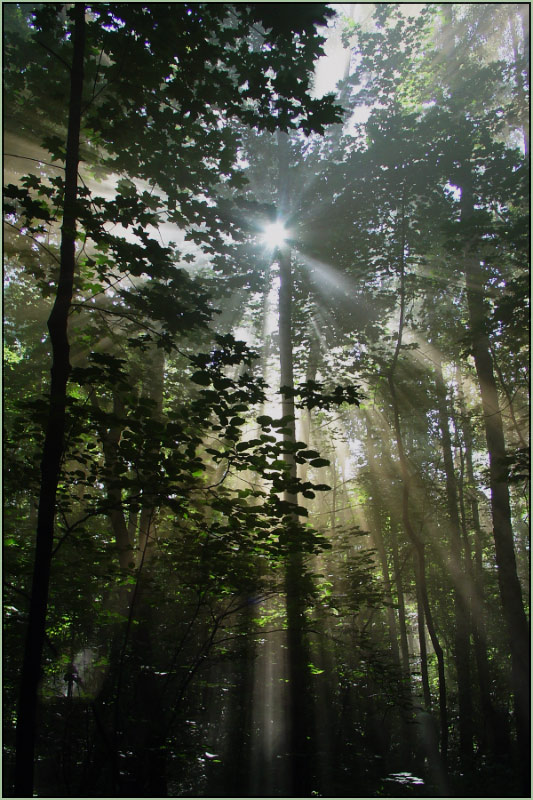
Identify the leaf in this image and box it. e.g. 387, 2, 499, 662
191, 371, 211, 386
309, 458, 330, 468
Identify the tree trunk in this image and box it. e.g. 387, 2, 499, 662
299, 332, 320, 488
386, 195, 448, 769
415, 567, 431, 712
389, 376, 448, 770
13, 8, 86, 795
390, 523, 411, 676
279, 244, 314, 796
434, 356, 473, 769
277, 132, 315, 797
137, 345, 165, 567
219, 605, 255, 796
365, 419, 401, 666
461, 171, 529, 784
454, 372, 512, 759
98, 392, 134, 571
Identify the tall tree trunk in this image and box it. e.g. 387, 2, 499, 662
13, 8, 86, 796
219, 605, 255, 796
277, 132, 315, 797
390, 523, 410, 675
299, 332, 320, 487
387, 193, 448, 768
122, 583, 168, 797
279, 244, 314, 796
434, 356, 474, 769
415, 568, 431, 712
389, 376, 448, 771
97, 392, 134, 571
461, 171, 529, 785
454, 372, 512, 758
388, 520, 416, 765
456, 371, 485, 578
365, 419, 401, 666
137, 345, 165, 566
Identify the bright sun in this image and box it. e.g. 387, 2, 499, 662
262, 221, 289, 248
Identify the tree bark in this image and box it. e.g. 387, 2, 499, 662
434, 356, 473, 769
13, 8, 86, 796
277, 132, 315, 797
219, 605, 255, 796
137, 345, 165, 567
365, 419, 401, 666
415, 568, 431, 712
98, 392, 134, 571
389, 376, 448, 770
386, 193, 448, 769
279, 244, 314, 796
461, 171, 529, 784
390, 523, 410, 676
454, 372, 512, 758
299, 332, 320, 488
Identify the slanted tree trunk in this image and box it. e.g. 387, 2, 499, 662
13, 8, 86, 795
460, 170, 529, 784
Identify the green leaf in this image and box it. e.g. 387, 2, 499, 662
309, 458, 330, 468
191, 371, 211, 386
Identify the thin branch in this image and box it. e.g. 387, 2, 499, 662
4, 220, 61, 265
69, 302, 160, 335
4, 153, 65, 171
36, 38, 71, 71
203, 462, 231, 490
